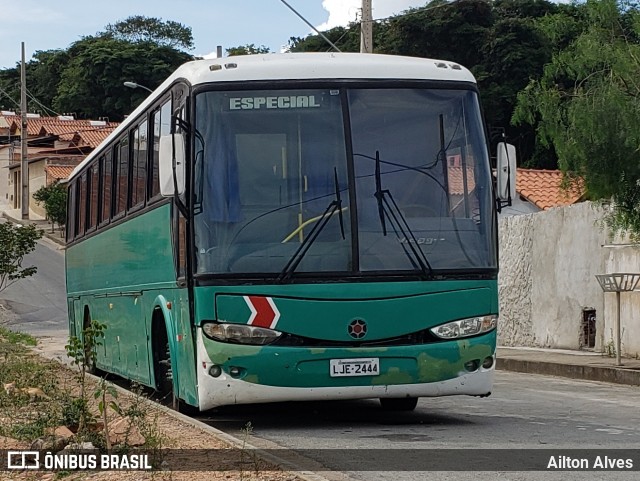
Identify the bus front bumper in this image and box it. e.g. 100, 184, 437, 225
194, 330, 495, 410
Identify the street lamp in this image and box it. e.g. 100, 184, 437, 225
123, 81, 153, 93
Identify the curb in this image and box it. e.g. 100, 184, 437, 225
1, 212, 66, 248
497, 357, 640, 386
93, 374, 352, 481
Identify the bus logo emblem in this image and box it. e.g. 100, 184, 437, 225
348, 319, 367, 339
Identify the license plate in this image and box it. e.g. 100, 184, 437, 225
329, 358, 380, 377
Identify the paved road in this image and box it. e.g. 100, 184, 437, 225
0, 232, 68, 359
202, 371, 640, 481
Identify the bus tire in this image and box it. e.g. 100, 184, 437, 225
151, 313, 199, 414
379, 397, 418, 411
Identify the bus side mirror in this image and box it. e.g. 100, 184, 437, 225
496, 142, 516, 202
159, 134, 186, 197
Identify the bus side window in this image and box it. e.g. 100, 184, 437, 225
100, 152, 113, 224
78, 173, 87, 237
66, 181, 76, 242
114, 137, 129, 217
87, 163, 99, 231
176, 212, 187, 279
174, 102, 188, 279
149, 100, 171, 201
131, 120, 148, 209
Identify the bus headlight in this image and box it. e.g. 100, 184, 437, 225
201, 322, 282, 345
430, 315, 497, 339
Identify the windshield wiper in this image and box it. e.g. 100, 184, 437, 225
373, 151, 433, 278
278, 168, 346, 282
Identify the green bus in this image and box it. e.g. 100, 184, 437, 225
66, 53, 514, 412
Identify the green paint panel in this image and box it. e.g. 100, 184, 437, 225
203, 330, 496, 388
66, 205, 175, 295
66, 205, 198, 405
206, 281, 495, 341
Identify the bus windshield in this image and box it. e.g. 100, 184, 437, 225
193, 86, 495, 277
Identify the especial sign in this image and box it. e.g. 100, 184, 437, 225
228, 95, 322, 110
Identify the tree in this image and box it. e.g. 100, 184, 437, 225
0, 17, 193, 120
0, 222, 43, 293
33, 182, 67, 232
53, 35, 192, 120
0, 66, 19, 112
382, 0, 494, 69
513, 0, 640, 238
226, 44, 271, 56
103, 16, 194, 50
288, 25, 363, 53
0, 49, 70, 114
481, 16, 554, 167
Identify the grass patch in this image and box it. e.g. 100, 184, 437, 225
0, 325, 37, 346
0, 329, 60, 441
0, 327, 168, 454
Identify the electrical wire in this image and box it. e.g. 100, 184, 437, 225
0, 86, 20, 108
25, 87, 61, 117
308, 0, 462, 52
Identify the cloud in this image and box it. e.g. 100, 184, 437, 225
317, 0, 427, 30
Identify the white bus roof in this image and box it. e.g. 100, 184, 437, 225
69, 53, 475, 180
179, 51, 475, 84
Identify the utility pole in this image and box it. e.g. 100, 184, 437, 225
360, 0, 373, 53
20, 42, 29, 220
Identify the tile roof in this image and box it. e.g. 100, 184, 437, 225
0, 114, 118, 138
516, 168, 585, 210
447, 166, 476, 195
45, 165, 76, 180
58, 126, 118, 148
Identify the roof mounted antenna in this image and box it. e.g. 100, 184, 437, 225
278, 0, 341, 53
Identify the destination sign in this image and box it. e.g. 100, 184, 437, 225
229, 95, 322, 110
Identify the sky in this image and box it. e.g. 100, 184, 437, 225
0, 0, 573, 70
0, 0, 432, 69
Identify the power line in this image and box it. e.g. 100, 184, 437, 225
0, 85, 20, 108
0, 84, 61, 117
25, 87, 61, 117
278, 0, 342, 52
303, 0, 463, 52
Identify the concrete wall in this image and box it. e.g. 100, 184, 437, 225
498, 202, 611, 351
0, 145, 11, 210
29, 160, 46, 219
601, 245, 640, 358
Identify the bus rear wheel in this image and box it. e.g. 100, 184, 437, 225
379, 397, 418, 411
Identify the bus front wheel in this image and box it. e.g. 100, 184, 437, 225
379, 397, 418, 411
